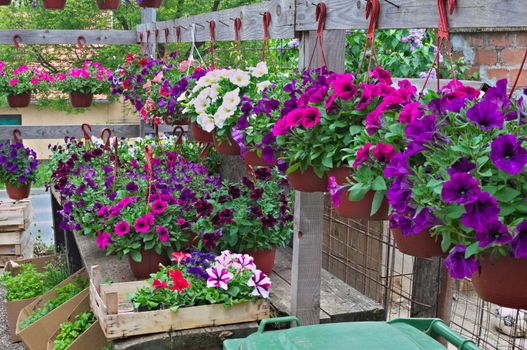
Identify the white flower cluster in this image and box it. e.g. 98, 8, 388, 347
186, 62, 269, 133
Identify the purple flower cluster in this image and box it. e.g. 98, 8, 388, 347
0, 141, 38, 186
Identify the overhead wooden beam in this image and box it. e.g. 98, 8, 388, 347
0, 30, 137, 45
136, 0, 295, 43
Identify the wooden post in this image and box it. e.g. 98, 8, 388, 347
140, 8, 156, 138
290, 29, 345, 325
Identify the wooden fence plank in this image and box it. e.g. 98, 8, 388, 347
0, 30, 137, 45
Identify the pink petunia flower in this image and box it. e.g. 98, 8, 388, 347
234, 254, 256, 272
96, 231, 112, 249
9, 78, 18, 86
151, 199, 167, 215
247, 269, 271, 298
171, 251, 191, 265
156, 225, 170, 243
115, 221, 130, 236
30, 77, 39, 85
327, 176, 345, 208
206, 265, 233, 290
353, 142, 372, 168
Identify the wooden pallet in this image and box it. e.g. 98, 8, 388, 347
0, 200, 34, 265
0, 199, 33, 232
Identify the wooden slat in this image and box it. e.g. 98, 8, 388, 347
137, 0, 295, 43
0, 124, 180, 140
0, 30, 136, 45
296, 0, 527, 31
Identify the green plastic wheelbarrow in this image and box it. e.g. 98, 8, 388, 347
223, 317, 480, 350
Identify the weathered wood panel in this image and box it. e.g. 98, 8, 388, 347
296, 0, 527, 31
0, 30, 137, 45
137, 0, 295, 43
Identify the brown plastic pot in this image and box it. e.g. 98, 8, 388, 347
190, 122, 213, 143
390, 227, 444, 258
138, 0, 162, 7
246, 247, 276, 276
6, 184, 31, 201
7, 93, 31, 108
128, 249, 170, 279
0, 0, 12, 6
472, 254, 527, 309
70, 92, 93, 108
287, 166, 328, 192
244, 151, 276, 167
43, 0, 66, 9
96, 0, 120, 10
335, 190, 389, 220
327, 166, 351, 185
213, 134, 240, 155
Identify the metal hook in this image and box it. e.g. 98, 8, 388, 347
219, 20, 229, 27
172, 126, 184, 146
12, 35, 21, 49
12, 129, 21, 143
178, 25, 188, 30
382, 0, 399, 8
100, 128, 112, 150
81, 123, 92, 142
195, 23, 204, 28
77, 36, 86, 50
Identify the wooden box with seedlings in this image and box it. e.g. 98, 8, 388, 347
0, 255, 68, 343
89, 259, 271, 339
0, 200, 34, 265
16, 268, 89, 350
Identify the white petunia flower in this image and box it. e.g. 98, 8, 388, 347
229, 70, 250, 87
222, 88, 241, 110
194, 96, 210, 114
257, 80, 272, 92
197, 113, 215, 132
250, 61, 268, 78
214, 105, 234, 128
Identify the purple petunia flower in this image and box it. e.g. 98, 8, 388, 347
387, 176, 413, 213
412, 207, 440, 235
115, 220, 130, 237
461, 192, 500, 231
475, 219, 512, 248
466, 99, 503, 130
441, 173, 481, 204
447, 157, 476, 176
490, 134, 527, 175
511, 221, 527, 258
126, 182, 138, 193
484, 79, 510, 109
384, 153, 410, 178
156, 225, 170, 243
405, 114, 436, 144
206, 265, 233, 290
444, 244, 478, 279
327, 176, 344, 208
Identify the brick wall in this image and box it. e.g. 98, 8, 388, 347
451, 32, 527, 87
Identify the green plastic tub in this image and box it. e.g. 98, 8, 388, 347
223, 317, 480, 350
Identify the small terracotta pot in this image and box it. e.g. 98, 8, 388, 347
472, 255, 527, 309
244, 151, 276, 167
246, 247, 276, 276
213, 134, 240, 155
327, 167, 351, 185
138, 0, 162, 7
0, 0, 12, 6
190, 122, 213, 143
70, 92, 93, 108
7, 93, 31, 108
96, 0, 119, 10
335, 190, 389, 220
128, 249, 170, 279
390, 227, 444, 258
287, 166, 328, 192
173, 118, 190, 126
43, 0, 66, 9
5, 184, 31, 200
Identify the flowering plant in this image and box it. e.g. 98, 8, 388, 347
184, 62, 270, 141
0, 141, 38, 186
0, 63, 47, 96
191, 167, 293, 252
383, 79, 527, 279
55, 61, 110, 94
130, 250, 270, 312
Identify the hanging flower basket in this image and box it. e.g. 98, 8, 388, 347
213, 134, 240, 156
7, 93, 31, 108
335, 190, 389, 220
287, 166, 328, 192
327, 166, 351, 185
96, 0, 120, 10
0, 0, 11, 6
244, 151, 276, 167
390, 227, 444, 258
190, 122, 213, 143
5, 184, 31, 201
43, 0, 66, 9
70, 92, 94, 108
128, 249, 171, 279
472, 255, 527, 309
137, 0, 162, 8
246, 247, 276, 276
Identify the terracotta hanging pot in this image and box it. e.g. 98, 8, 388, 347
244, 151, 276, 167
128, 249, 170, 279
7, 93, 31, 108
472, 254, 527, 309
70, 92, 93, 108
5, 184, 31, 200
138, 0, 162, 7
43, 0, 66, 9
327, 166, 351, 185
173, 118, 190, 126
390, 227, 444, 258
213, 134, 240, 155
287, 166, 328, 192
0, 0, 12, 6
190, 122, 213, 143
335, 191, 389, 220
246, 247, 276, 276
96, 0, 119, 10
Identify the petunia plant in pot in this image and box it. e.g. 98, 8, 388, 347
183, 62, 271, 150
0, 63, 44, 108
0, 141, 38, 200
96, 0, 120, 10
191, 167, 293, 275
56, 61, 110, 108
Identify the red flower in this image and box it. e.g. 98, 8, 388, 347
372, 143, 396, 163
352, 143, 372, 168
153, 278, 168, 289
168, 269, 190, 292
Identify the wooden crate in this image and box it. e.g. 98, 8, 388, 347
0, 200, 33, 232
89, 265, 270, 339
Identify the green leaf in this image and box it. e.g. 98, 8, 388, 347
371, 176, 387, 191
348, 183, 369, 201
321, 154, 333, 168
441, 232, 451, 253
370, 191, 385, 216
465, 242, 483, 258
494, 187, 521, 202
130, 250, 142, 263
227, 286, 240, 297
144, 240, 156, 250
445, 205, 465, 219
349, 125, 362, 135
286, 163, 300, 175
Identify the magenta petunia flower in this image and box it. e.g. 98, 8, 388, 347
365, 109, 384, 136
115, 220, 130, 236
461, 192, 500, 232
248, 269, 272, 298
327, 176, 344, 208
352, 142, 372, 168
441, 173, 481, 204
206, 265, 233, 290
443, 244, 478, 279
331, 73, 357, 101
475, 219, 511, 248
234, 254, 256, 272
370, 66, 392, 85
134, 216, 151, 233
466, 99, 504, 130
300, 107, 321, 129
490, 134, 527, 175
97, 205, 108, 217
398, 102, 423, 124
156, 225, 170, 243
512, 221, 527, 258
96, 231, 112, 249
356, 84, 373, 110
285, 109, 304, 128
384, 153, 410, 178
271, 117, 290, 136
307, 85, 328, 104
151, 199, 167, 215
371, 143, 395, 163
